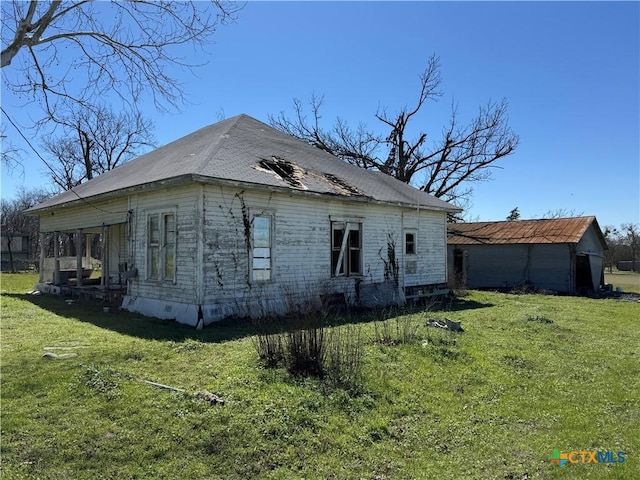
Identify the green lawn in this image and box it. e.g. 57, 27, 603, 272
606, 271, 640, 294
1, 273, 638, 479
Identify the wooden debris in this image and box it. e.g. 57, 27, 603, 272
197, 390, 225, 406
141, 380, 224, 406
44, 346, 90, 350
142, 380, 185, 393
426, 317, 463, 332
42, 352, 78, 359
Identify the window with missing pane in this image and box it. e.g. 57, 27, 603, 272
252, 215, 272, 282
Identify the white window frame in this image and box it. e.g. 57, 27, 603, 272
331, 221, 363, 277
251, 213, 274, 283
146, 209, 177, 283
404, 229, 418, 256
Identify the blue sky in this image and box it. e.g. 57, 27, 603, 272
2, 1, 638, 228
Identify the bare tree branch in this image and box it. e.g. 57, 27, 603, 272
270, 55, 519, 206
41, 104, 156, 190
1, 0, 241, 127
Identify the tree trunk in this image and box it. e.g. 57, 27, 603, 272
7, 237, 15, 273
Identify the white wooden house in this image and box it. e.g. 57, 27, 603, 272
1, 233, 31, 271
27, 114, 460, 326
447, 217, 608, 293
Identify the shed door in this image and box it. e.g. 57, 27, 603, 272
575, 255, 592, 291
453, 249, 465, 286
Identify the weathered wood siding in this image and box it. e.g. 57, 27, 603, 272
36, 181, 449, 324
126, 184, 200, 307
109, 182, 449, 324
198, 186, 448, 321
37, 198, 130, 282
38, 197, 129, 232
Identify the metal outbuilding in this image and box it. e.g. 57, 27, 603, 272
447, 217, 608, 293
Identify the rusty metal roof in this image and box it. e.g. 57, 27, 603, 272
447, 216, 607, 247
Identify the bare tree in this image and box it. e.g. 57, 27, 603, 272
1, 1, 240, 129
0, 123, 22, 172
1, 187, 52, 272
621, 223, 640, 272
603, 225, 621, 273
603, 223, 640, 272
41, 105, 155, 190
269, 55, 519, 205
537, 208, 585, 219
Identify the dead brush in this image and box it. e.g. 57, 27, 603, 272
371, 308, 421, 346
250, 281, 364, 391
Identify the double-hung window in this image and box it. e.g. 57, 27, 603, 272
331, 221, 362, 277
252, 215, 272, 282
404, 229, 418, 274
147, 212, 176, 281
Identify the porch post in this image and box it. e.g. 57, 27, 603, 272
101, 225, 108, 288
53, 231, 60, 284
38, 233, 45, 283
85, 233, 92, 268
76, 228, 83, 287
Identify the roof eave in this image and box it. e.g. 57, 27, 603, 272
25, 174, 195, 216
27, 173, 461, 215
190, 174, 462, 212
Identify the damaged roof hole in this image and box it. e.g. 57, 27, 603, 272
258, 157, 307, 190
323, 173, 362, 196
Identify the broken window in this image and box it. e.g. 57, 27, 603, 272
252, 215, 272, 282
147, 211, 176, 282
331, 222, 362, 277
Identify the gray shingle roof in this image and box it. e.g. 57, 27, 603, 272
29, 114, 459, 212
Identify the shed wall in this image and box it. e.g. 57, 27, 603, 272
577, 225, 605, 290
448, 243, 573, 292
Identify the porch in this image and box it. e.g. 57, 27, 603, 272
35, 222, 134, 306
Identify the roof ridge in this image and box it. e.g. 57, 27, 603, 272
452, 216, 595, 226
191, 114, 248, 175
